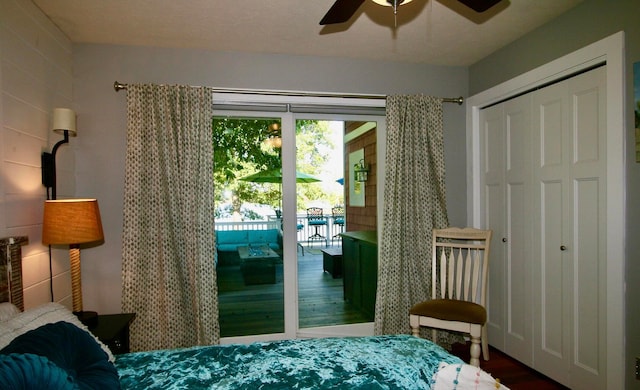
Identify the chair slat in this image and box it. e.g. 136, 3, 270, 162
455, 248, 464, 300
447, 249, 455, 298
471, 249, 481, 303
463, 248, 472, 301
440, 249, 447, 298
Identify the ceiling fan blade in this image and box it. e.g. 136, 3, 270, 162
457, 0, 502, 12
320, 0, 366, 25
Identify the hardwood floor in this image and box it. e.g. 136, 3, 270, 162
450, 343, 569, 390
218, 244, 566, 389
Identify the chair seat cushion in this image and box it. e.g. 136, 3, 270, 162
410, 299, 486, 325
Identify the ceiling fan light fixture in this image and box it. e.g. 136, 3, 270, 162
370, 0, 413, 6
372, 0, 412, 14
370, 0, 413, 15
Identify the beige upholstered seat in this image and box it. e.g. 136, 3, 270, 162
409, 227, 492, 367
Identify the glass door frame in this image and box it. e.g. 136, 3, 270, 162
213, 93, 386, 345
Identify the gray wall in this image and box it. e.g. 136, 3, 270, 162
0, 0, 74, 309
72, 44, 468, 314
469, 0, 639, 388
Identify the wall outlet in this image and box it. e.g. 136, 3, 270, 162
636, 357, 640, 380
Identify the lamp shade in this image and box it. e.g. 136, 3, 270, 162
42, 199, 104, 245
51, 108, 77, 137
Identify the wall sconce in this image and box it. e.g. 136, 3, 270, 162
42, 199, 104, 326
41, 108, 77, 200
354, 159, 369, 182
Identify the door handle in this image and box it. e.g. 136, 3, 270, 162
560, 245, 567, 251
502, 238, 507, 243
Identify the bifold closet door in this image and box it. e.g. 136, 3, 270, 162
531, 66, 606, 389
481, 94, 533, 366
482, 103, 506, 351
481, 65, 606, 389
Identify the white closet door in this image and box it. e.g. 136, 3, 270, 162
502, 95, 533, 365
532, 66, 606, 389
531, 79, 571, 384
481, 94, 533, 365
481, 103, 506, 351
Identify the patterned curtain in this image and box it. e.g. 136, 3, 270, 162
374, 95, 460, 348
121, 84, 219, 351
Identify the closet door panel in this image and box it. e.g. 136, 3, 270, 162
539, 97, 564, 168
532, 81, 571, 386
539, 180, 566, 353
503, 96, 532, 364
574, 88, 601, 163
566, 67, 606, 390
481, 104, 506, 350
506, 183, 526, 337
573, 178, 600, 371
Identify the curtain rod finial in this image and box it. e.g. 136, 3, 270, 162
114, 81, 127, 92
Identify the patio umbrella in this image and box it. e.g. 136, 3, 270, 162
239, 168, 322, 214
239, 168, 321, 184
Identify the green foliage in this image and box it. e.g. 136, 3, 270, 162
213, 117, 340, 220
295, 120, 342, 210
213, 117, 281, 217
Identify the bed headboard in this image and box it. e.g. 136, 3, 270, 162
0, 236, 28, 310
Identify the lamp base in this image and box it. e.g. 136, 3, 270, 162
73, 310, 98, 328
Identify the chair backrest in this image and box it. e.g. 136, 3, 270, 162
307, 207, 324, 221
431, 227, 492, 307
331, 206, 344, 224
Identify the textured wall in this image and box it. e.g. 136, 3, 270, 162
0, 0, 74, 309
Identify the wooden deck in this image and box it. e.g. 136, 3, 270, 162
217, 245, 367, 337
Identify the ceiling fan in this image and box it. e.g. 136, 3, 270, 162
320, 0, 502, 25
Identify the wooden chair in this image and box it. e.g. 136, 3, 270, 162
409, 227, 493, 367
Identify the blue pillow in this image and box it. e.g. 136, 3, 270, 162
0, 321, 120, 389
0, 353, 77, 389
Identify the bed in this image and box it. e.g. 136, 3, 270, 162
0, 243, 507, 389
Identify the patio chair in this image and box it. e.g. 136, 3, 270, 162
331, 206, 345, 243
297, 219, 305, 256
306, 207, 327, 246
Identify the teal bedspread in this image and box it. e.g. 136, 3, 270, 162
116, 334, 462, 389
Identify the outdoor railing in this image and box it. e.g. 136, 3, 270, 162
215, 214, 344, 246
215, 220, 280, 231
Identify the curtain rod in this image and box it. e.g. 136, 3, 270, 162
113, 81, 464, 105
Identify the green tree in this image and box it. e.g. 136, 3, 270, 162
213, 117, 336, 219
295, 120, 338, 210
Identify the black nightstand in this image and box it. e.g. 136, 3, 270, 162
89, 313, 136, 354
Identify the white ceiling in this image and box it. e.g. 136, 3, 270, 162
32, 0, 583, 66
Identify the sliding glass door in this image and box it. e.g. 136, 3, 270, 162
213, 98, 385, 342
213, 115, 285, 338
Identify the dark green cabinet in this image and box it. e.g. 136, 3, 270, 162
340, 231, 377, 321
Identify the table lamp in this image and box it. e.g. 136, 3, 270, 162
42, 199, 104, 325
